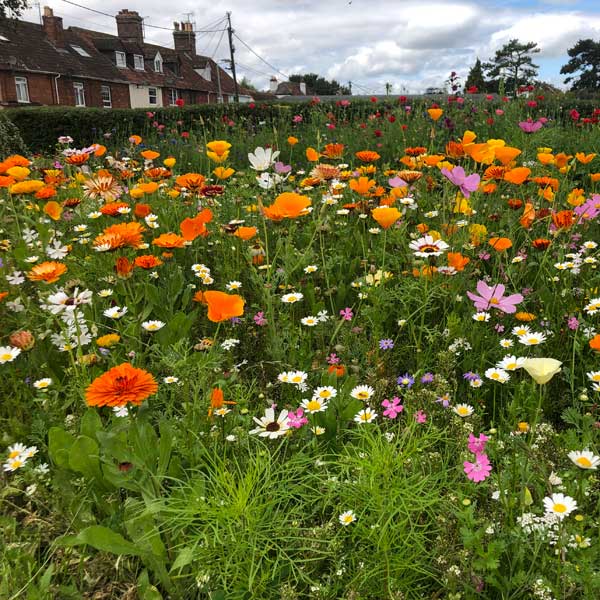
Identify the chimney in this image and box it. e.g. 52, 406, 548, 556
173, 21, 196, 55
299, 82, 306, 95
269, 77, 278, 93
116, 9, 144, 45
42, 6, 65, 48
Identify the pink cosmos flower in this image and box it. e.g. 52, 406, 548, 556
440, 166, 481, 198
382, 397, 404, 419
466, 281, 523, 314
467, 433, 489, 454
464, 453, 492, 482
518, 119, 543, 133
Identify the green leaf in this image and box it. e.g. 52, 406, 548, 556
170, 546, 195, 573
68, 435, 102, 481
48, 427, 75, 468
80, 410, 103, 439
67, 525, 142, 556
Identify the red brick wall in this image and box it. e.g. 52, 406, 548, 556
0, 71, 57, 106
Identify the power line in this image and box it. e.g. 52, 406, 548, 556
233, 33, 289, 81
210, 28, 226, 60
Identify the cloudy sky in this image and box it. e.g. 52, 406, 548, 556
20, 0, 600, 93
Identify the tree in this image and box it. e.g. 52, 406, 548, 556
464, 58, 488, 93
239, 76, 258, 92
0, 0, 28, 18
560, 39, 600, 91
289, 73, 351, 95
483, 39, 540, 94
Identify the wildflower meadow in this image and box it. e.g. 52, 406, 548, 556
1, 94, 600, 599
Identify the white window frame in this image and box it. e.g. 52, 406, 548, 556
153, 52, 163, 73
115, 51, 127, 68
148, 87, 158, 105
101, 85, 112, 108
133, 54, 144, 71
169, 88, 180, 106
15, 76, 29, 103
73, 82, 85, 107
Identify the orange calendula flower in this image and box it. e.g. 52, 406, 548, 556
445, 140, 464, 158
263, 192, 311, 221
202, 290, 245, 322
141, 150, 160, 161
532, 238, 551, 250
93, 222, 146, 251
176, 173, 205, 192
10, 180, 45, 194
355, 150, 381, 163
371, 206, 401, 229
96, 334, 120, 348
0, 291, 9, 302
134, 255, 163, 269
27, 261, 67, 283
427, 108, 443, 121
589, 334, 600, 351
101, 202, 130, 216
349, 176, 376, 196
208, 387, 237, 417
515, 312, 536, 322
180, 208, 213, 241
287, 136, 299, 146
43, 200, 62, 221
152, 233, 186, 248
552, 210, 574, 230
447, 252, 470, 271
306, 147, 320, 162
134, 203, 152, 218
488, 237, 512, 252
323, 143, 344, 159
115, 256, 134, 278
233, 226, 257, 241
85, 362, 158, 408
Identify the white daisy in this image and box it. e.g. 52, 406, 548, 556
485, 368, 510, 383
250, 407, 290, 438
97, 289, 113, 297
300, 397, 328, 413
338, 510, 357, 525
304, 265, 318, 273
568, 449, 600, 470
496, 355, 525, 371
301, 316, 319, 326
0, 346, 21, 364
512, 325, 531, 337
499, 339, 514, 348
473, 312, 491, 322
281, 292, 304, 304
312, 386, 337, 401
163, 376, 179, 384
517, 332, 547, 346
33, 378, 52, 390
103, 306, 128, 319
350, 385, 375, 401
408, 235, 449, 257
543, 493, 577, 519
453, 404, 474, 417
354, 407, 377, 423
142, 320, 165, 332
226, 280, 242, 291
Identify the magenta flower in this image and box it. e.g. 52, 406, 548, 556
287, 408, 308, 429
464, 453, 492, 482
466, 281, 523, 314
518, 119, 543, 133
253, 311, 268, 326
467, 433, 489, 454
440, 166, 481, 198
339, 307, 353, 321
574, 196, 600, 221
414, 410, 427, 423
382, 397, 403, 419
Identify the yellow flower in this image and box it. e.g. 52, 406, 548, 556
96, 334, 120, 348
6, 166, 30, 181
206, 140, 231, 163
213, 166, 235, 180
521, 358, 562, 385
163, 157, 176, 168
427, 108, 443, 121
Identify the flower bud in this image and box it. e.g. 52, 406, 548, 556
9, 330, 35, 350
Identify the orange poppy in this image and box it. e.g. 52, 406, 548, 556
589, 334, 600, 351
306, 147, 320, 162
180, 208, 213, 241
201, 290, 245, 322
233, 226, 257, 241
416, 223, 429, 234
520, 202, 535, 229
94, 144, 107, 157
287, 136, 298, 146
208, 387, 237, 417
115, 257, 134, 278
355, 150, 381, 163
0, 175, 16, 187
371, 206, 401, 229
213, 167, 235, 180
43, 201, 62, 221
494, 146, 521, 165
145, 167, 172, 180
134, 203, 152, 218
537, 152, 554, 166
349, 176, 376, 196
27, 261, 67, 283
488, 237, 512, 252
141, 150, 160, 161
576, 152, 596, 164
129, 135, 143, 145
427, 108, 443, 121
85, 362, 158, 408
134, 255, 163, 269
263, 192, 311, 221
590, 173, 600, 183
463, 143, 495, 164
152, 233, 186, 248
503, 167, 531, 185
327, 364, 346, 377
481, 182, 497, 194
0, 291, 8, 302
554, 153, 572, 169
447, 252, 470, 271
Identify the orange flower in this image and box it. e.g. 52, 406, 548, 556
323, 143, 344, 159
533, 176, 559, 191
141, 150, 160, 160
145, 167, 172, 180
94, 222, 146, 251
100, 202, 130, 216
427, 108, 443, 121
94, 144, 107, 157
355, 150, 381, 163
349, 176, 376, 196
371, 206, 401, 229
263, 192, 311, 221
488, 237, 512, 252
134, 203, 152, 218
590, 173, 600, 183
287, 136, 298, 146
481, 182, 497, 194
0, 291, 9, 302
85, 362, 158, 408
589, 334, 600, 351
551, 210, 574, 230
447, 252, 470, 271
554, 152, 572, 169
115, 256, 134, 278
66, 153, 89, 166
202, 290, 245, 322
445, 140, 464, 158
532, 238, 551, 250
520, 202, 535, 229
416, 223, 429, 234
129, 135, 143, 145
176, 173, 206, 192
208, 387, 237, 417
515, 312, 536, 322
152, 233, 186, 248
233, 226, 257, 241
306, 147, 320, 162
0, 175, 15, 187
494, 146, 521, 165
27, 261, 67, 283
180, 208, 213, 241
43, 201, 62, 221
537, 152, 554, 165
134, 255, 163, 269
327, 364, 346, 377
35, 186, 57, 200
567, 188, 585, 207
213, 166, 235, 180
507, 198, 523, 210
503, 167, 531, 185
576, 152, 596, 164
138, 182, 159, 195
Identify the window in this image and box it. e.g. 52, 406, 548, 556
133, 54, 144, 70
71, 44, 91, 57
15, 77, 29, 103
101, 85, 112, 108
115, 51, 126, 68
168, 88, 180, 106
0, 35, 9, 42
148, 87, 158, 105
153, 52, 163, 73
73, 82, 85, 107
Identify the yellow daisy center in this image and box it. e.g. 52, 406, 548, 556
576, 457, 592, 468
307, 400, 321, 411
553, 503, 567, 513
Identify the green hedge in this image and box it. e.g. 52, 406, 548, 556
5, 93, 600, 153
0, 111, 27, 156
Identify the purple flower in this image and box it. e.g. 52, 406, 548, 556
463, 371, 480, 381
494, 324, 505, 333
467, 281, 523, 314
440, 166, 481, 198
230, 317, 242, 325
574, 197, 600, 221
420, 373, 434, 384
388, 176, 408, 188
567, 316, 579, 330
339, 307, 353, 321
382, 397, 403, 419
253, 311, 268, 326
436, 394, 451, 408
397, 373, 414, 388
478, 252, 491, 261
379, 338, 394, 350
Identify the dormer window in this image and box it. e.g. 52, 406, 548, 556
71, 45, 91, 57
115, 51, 126, 68
133, 54, 144, 70
153, 52, 163, 73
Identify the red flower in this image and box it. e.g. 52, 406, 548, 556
527, 101, 537, 108
370, 96, 377, 103
175, 98, 185, 107
570, 109, 580, 121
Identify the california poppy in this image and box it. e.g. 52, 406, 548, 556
208, 387, 237, 417
263, 192, 311, 221
85, 362, 158, 407
180, 208, 213, 241
349, 177, 376, 196
233, 226, 257, 241
43, 200, 62, 221
520, 202, 535, 228
141, 150, 160, 161
503, 167, 531, 185
589, 334, 600, 351
488, 237, 512, 252
427, 108, 443, 121
447, 252, 470, 271
306, 147, 320, 162
213, 166, 235, 179
371, 206, 401, 229
202, 291, 245, 322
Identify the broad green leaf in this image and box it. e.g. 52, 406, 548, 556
48, 427, 75, 468
69, 525, 142, 556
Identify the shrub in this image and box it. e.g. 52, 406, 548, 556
0, 110, 27, 155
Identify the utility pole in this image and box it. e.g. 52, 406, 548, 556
348, 80, 352, 95
226, 12, 240, 103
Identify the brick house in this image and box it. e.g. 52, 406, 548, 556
0, 7, 252, 109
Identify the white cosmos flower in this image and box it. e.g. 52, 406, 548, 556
46, 240, 69, 260
248, 146, 280, 171
256, 171, 288, 189
6, 271, 25, 285
250, 407, 290, 438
